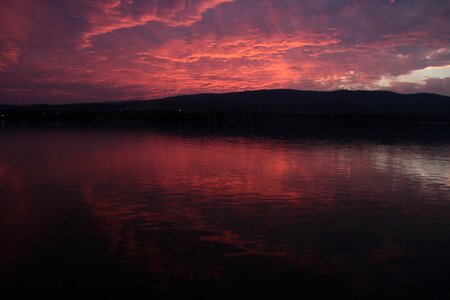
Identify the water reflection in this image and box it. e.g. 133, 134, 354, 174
0, 126, 449, 297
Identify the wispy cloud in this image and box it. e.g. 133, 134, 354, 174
0, 0, 449, 103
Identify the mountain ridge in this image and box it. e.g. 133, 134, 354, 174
1, 89, 450, 123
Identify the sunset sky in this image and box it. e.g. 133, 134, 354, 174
0, 0, 449, 104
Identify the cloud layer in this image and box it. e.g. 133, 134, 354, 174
0, 0, 449, 103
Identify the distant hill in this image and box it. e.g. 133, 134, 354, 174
1, 89, 450, 123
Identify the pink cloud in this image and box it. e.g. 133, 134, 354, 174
0, 0, 449, 104
74, 0, 234, 47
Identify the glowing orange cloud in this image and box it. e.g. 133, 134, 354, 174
0, 0, 449, 103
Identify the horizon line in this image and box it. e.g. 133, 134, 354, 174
1, 88, 448, 107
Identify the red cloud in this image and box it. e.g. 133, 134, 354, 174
74, 0, 234, 47
0, 0, 449, 103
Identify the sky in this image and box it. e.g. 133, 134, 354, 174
0, 0, 449, 104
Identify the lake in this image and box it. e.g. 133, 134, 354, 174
1, 123, 449, 298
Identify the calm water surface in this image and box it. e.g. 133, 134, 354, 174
1, 125, 449, 298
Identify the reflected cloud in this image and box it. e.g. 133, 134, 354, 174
1, 129, 449, 284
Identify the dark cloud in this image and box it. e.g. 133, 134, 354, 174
0, 0, 449, 104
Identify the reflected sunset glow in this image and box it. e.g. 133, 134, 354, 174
2, 129, 449, 292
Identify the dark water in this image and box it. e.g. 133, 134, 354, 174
1, 124, 450, 298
